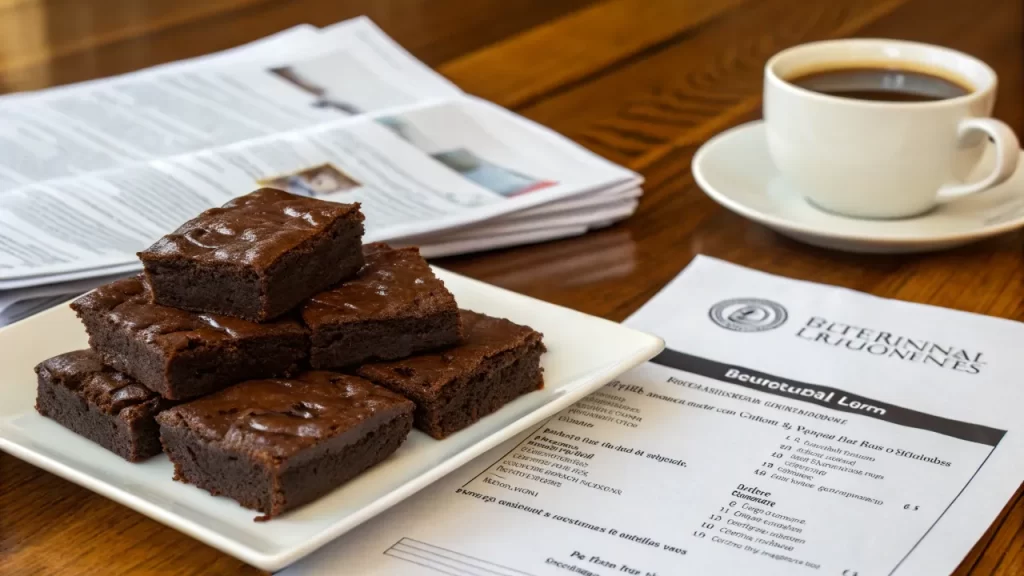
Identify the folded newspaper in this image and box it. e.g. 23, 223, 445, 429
0, 17, 643, 326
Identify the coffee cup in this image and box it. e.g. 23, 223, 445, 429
764, 39, 1019, 219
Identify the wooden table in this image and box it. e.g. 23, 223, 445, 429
1, 0, 1021, 574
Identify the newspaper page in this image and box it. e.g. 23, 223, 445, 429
0, 98, 638, 285
0, 18, 460, 193
282, 256, 1024, 576
0, 17, 643, 321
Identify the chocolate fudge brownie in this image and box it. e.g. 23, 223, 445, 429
302, 243, 461, 369
358, 310, 545, 439
157, 371, 414, 520
35, 350, 170, 462
139, 188, 365, 322
71, 276, 307, 400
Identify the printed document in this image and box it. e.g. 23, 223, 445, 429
283, 256, 1024, 576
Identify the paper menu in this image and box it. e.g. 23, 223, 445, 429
282, 256, 1024, 575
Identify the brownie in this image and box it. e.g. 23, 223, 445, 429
302, 243, 462, 369
71, 276, 307, 400
35, 350, 170, 462
156, 371, 415, 520
138, 188, 365, 322
358, 310, 545, 439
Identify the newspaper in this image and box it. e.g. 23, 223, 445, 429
0, 17, 642, 323
283, 257, 1024, 576
0, 19, 461, 192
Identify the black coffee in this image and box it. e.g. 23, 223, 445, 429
788, 66, 971, 102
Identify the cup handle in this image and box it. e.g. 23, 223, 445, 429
937, 118, 1020, 202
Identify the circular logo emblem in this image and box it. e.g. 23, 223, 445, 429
709, 298, 788, 332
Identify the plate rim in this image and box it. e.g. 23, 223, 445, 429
0, 267, 665, 571
691, 120, 1024, 247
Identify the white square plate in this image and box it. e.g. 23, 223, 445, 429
0, 269, 663, 571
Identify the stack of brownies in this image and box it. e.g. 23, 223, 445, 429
34, 188, 545, 520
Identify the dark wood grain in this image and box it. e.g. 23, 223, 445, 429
1, 0, 1022, 574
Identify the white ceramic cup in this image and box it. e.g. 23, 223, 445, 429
764, 39, 1019, 219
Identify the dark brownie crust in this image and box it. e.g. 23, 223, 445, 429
156, 371, 415, 520
303, 243, 461, 369
139, 188, 365, 321
35, 350, 170, 462
358, 310, 545, 439
71, 276, 307, 400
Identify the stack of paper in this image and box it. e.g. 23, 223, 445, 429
0, 18, 643, 326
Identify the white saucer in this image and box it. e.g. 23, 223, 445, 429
692, 120, 1024, 253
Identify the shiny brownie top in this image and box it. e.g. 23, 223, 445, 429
301, 243, 458, 329
138, 188, 363, 271
70, 276, 306, 353
36, 350, 163, 416
155, 371, 414, 461
357, 310, 543, 401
